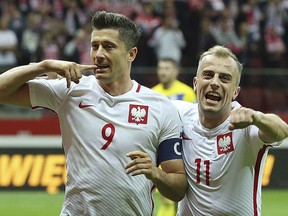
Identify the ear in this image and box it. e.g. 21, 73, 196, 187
128, 47, 138, 62
232, 86, 241, 100
193, 77, 197, 92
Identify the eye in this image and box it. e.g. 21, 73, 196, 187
220, 74, 232, 83
91, 43, 99, 50
202, 71, 213, 79
103, 43, 115, 50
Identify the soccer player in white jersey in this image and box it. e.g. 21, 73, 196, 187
172, 45, 288, 216
0, 11, 187, 215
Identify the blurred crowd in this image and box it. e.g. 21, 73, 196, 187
0, 0, 288, 70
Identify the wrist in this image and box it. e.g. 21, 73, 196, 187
253, 111, 263, 125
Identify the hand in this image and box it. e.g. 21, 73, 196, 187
41, 60, 97, 88
35, 72, 63, 80
229, 107, 261, 130
45, 72, 63, 80
125, 151, 158, 180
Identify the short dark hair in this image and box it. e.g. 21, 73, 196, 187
91, 11, 142, 50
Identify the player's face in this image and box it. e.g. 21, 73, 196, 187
157, 61, 178, 85
90, 29, 136, 84
194, 55, 240, 120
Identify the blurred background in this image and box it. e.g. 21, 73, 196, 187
0, 0, 287, 215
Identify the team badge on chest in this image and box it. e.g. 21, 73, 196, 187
216, 132, 234, 154
128, 104, 149, 125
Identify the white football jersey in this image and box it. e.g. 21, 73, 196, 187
172, 100, 281, 216
29, 76, 182, 216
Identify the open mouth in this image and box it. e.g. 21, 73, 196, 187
95, 65, 109, 72
205, 92, 222, 102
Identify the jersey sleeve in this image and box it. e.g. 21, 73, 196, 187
171, 100, 198, 126
156, 98, 183, 164
159, 99, 182, 142
246, 125, 283, 149
28, 78, 69, 112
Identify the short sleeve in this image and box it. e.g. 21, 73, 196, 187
158, 99, 182, 144
28, 79, 69, 112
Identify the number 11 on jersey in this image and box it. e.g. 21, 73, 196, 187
195, 158, 210, 186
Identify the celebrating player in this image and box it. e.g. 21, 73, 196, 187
0, 11, 187, 215
173, 45, 288, 216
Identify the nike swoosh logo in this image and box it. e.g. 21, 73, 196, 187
79, 101, 93, 108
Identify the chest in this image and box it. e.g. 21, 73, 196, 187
59, 92, 161, 153
182, 129, 249, 187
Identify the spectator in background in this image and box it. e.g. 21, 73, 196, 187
39, 31, 61, 60
211, 12, 244, 59
134, 1, 161, 66
20, 11, 42, 64
63, 26, 91, 66
63, 0, 87, 40
263, 0, 287, 68
0, 15, 18, 68
152, 58, 196, 102
264, 24, 286, 68
0, 0, 286, 71
265, 0, 286, 36
149, 14, 186, 65
135, 2, 161, 43
236, 0, 264, 67
198, 17, 217, 56
238, 0, 263, 43
38, 12, 68, 61
6, 1, 25, 45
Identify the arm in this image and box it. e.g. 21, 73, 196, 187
0, 60, 96, 107
229, 107, 288, 143
125, 151, 187, 202
153, 159, 187, 201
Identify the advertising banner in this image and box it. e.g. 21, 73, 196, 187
0, 136, 288, 192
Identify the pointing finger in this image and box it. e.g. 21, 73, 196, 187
78, 64, 97, 71
65, 71, 71, 88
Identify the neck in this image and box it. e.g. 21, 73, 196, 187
199, 108, 230, 129
200, 115, 226, 129
98, 79, 133, 96
163, 80, 175, 89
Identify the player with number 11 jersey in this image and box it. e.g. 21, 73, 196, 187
173, 100, 282, 216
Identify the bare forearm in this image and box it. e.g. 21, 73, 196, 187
0, 61, 47, 98
254, 112, 288, 143
152, 169, 187, 202
125, 152, 187, 201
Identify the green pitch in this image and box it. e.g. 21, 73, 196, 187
0, 189, 287, 216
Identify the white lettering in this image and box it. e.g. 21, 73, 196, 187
174, 142, 181, 156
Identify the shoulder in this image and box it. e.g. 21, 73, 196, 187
78, 75, 95, 84
171, 100, 196, 112
137, 83, 176, 108
28, 76, 67, 89
171, 100, 198, 123
136, 82, 164, 97
67, 75, 96, 90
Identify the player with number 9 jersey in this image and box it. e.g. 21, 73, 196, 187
28, 75, 183, 216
